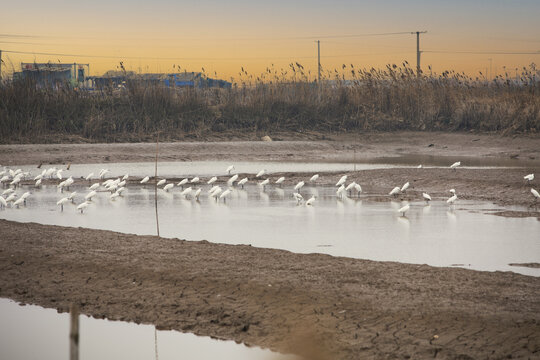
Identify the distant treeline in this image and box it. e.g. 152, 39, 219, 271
1, 63, 539, 143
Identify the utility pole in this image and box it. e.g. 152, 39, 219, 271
317, 40, 321, 83
412, 31, 427, 77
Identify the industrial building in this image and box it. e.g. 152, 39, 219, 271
13, 63, 89, 87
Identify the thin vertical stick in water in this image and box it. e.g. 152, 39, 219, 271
70, 304, 79, 360
154, 132, 160, 237
154, 327, 159, 360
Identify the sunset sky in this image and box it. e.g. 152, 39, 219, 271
1, 0, 539, 80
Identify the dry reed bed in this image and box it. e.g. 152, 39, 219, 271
0, 63, 538, 143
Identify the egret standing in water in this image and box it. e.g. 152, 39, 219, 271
294, 181, 305, 193
260, 179, 269, 190
398, 204, 410, 217
207, 177, 217, 185
450, 161, 461, 170
305, 196, 316, 206
422, 192, 431, 204
275, 177, 285, 187
228, 174, 239, 185
309, 174, 319, 182
238, 178, 248, 189
140, 176, 150, 184
156, 179, 166, 187
0, 196, 7, 209
163, 183, 174, 192
77, 201, 90, 213
220, 188, 232, 202
447, 193, 458, 205
226, 165, 235, 174
256, 169, 266, 178
336, 175, 347, 187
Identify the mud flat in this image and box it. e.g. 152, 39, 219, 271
1, 220, 539, 359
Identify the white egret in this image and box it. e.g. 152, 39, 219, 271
294, 181, 305, 192
163, 183, 174, 192
20, 192, 30, 204
447, 194, 458, 205
191, 177, 200, 184
140, 176, 150, 184
122, 174, 129, 181
345, 182, 356, 197
275, 177, 285, 186
34, 174, 43, 181
524, 174, 534, 183
116, 187, 125, 195
117, 180, 126, 188
309, 174, 319, 182
336, 175, 347, 187
336, 184, 345, 199
194, 188, 202, 200
305, 196, 316, 206
260, 179, 270, 189
35, 179, 42, 187
208, 185, 220, 194
156, 179, 166, 187
238, 178, 248, 189
389, 187, 401, 197
293, 192, 304, 204
180, 187, 193, 198
89, 183, 100, 191
57, 197, 70, 211
0, 196, 6, 209
56, 169, 63, 179
210, 186, 222, 198
207, 176, 217, 185
110, 192, 120, 201
532, 188, 539, 200
5, 193, 17, 203
99, 169, 110, 179
417, 165, 423, 168
354, 183, 362, 197
10, 177, 21, 187
85, 190, 97, 201
2, 188, 14, 196
256, 169, 266, 178
449, 189, 456, 194
177, 178, 189, 187
228, 174, 239, 184
220, 189, 232, 202
398, 204, 410, 217
77, 201, 89, 213
0, 175, 10, 184
67, 191, 77, 202
13, 197, 24, 208
450, 161, 461, 170
226, 165, 235, 174
422, 192, 431, 203
401, 182, 410, 192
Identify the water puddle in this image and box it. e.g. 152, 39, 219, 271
1, 183, 539, 276
0, 298, 294, 360
14, 161, 397, 179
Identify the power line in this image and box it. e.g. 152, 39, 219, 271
1, 49, 411, 61
424, 50, 540, 55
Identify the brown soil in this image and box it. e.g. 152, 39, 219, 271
1, 220, 539, 360
1, 131, 539, 166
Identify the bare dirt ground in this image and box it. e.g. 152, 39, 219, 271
1, 220, 539, 360
1, 131, 539, 166
1, 132, 540, 359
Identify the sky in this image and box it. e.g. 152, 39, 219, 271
1, 0, 539, 80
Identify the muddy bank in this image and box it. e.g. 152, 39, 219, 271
0, 220, 539, 359
1, 132, 540, 166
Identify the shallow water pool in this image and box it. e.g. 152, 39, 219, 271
0, 298, 294, 360
1, 182, 539, 276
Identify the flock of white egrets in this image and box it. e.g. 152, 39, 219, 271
0, 161, 538, 217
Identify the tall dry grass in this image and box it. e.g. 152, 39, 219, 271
0, 63, 538, 143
